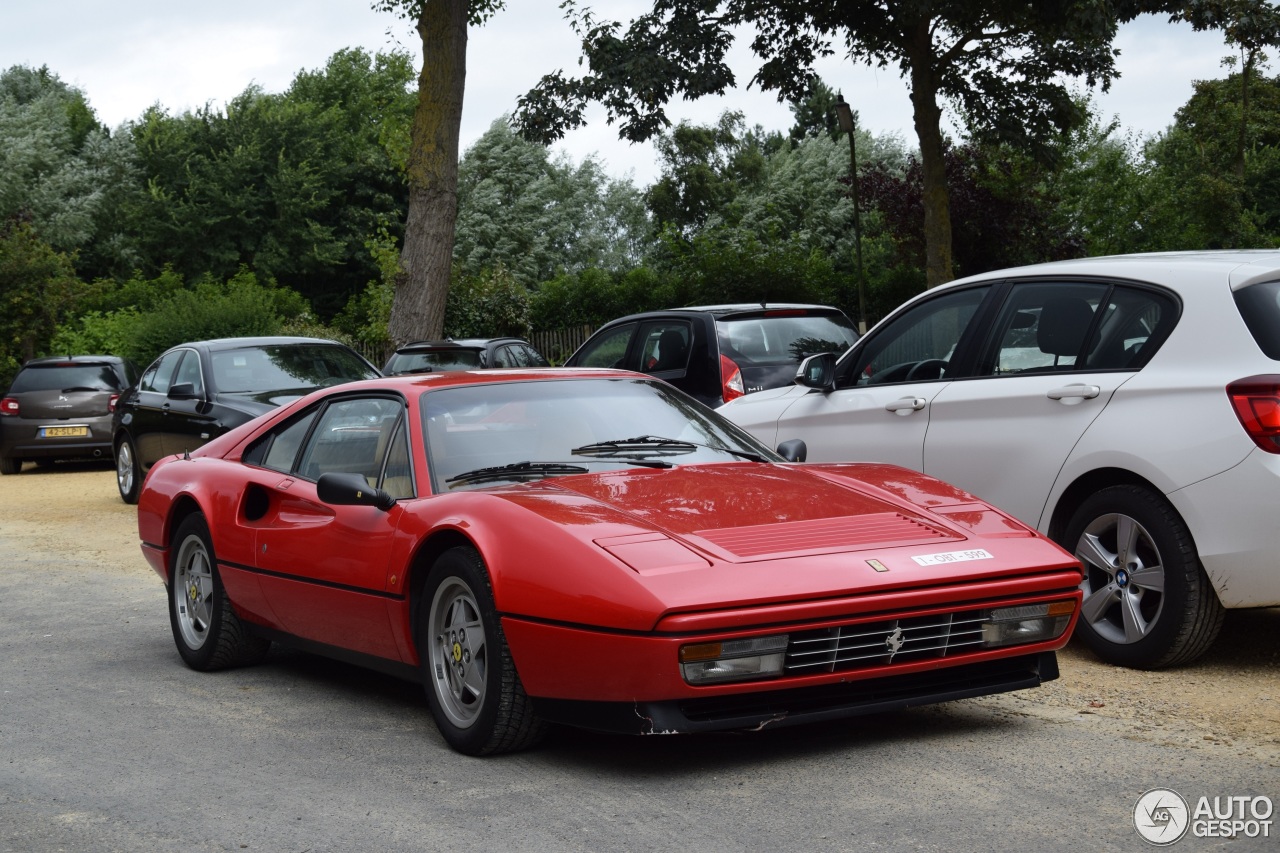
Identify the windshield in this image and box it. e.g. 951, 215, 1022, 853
9, 363, 122, 393
210, 345, 378, 393
387, 349, 483, 374
422, 377, 778, 491
717, 313, 858, 366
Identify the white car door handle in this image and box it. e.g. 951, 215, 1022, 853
1047, 384, 1101, 401
886, 397, 926, 413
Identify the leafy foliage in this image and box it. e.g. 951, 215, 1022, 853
0, 217, 86, 388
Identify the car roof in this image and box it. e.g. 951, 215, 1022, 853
172, 336, 350, 352
598, 304, 847, 325
394, 338, 523, 352
945, 250, 1280, 291
22, 355, 127, 366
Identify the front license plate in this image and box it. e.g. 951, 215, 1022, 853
911, 548, 993, 566
39, 426, 89, 438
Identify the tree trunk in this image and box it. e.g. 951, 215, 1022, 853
906, 26, 954, 288
388, 0, 469, 346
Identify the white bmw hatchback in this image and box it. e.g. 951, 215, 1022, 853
722, 250, 1280, 668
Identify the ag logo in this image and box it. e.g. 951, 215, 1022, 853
1134, 788, 1190, 845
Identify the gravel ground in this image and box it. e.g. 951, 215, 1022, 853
3, 459, 1278, 767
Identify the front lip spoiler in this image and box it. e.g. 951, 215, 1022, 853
530, 651, 1058, 735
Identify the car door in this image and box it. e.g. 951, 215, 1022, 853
772, 285, 994, 470
246, 394, 411, 660
159, 349, 220, 457
125, 350, 185, 467
921, 280, 1178, 528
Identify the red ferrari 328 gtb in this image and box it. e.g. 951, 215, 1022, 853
137, 369, 1083, 755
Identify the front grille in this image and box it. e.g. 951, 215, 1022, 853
786, 608, 987, 673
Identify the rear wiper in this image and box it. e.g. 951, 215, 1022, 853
403, 367, 435, 375
62, 386, 104, 393
446, 461, 590, 487
571, 435, 697, 457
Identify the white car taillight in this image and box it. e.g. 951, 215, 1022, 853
1227, 375, 1280, 453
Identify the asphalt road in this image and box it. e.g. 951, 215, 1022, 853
1, 469, 1277, 852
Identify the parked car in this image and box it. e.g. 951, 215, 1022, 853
563, 304, 859, 407
113, 337, 379, 503
382, 337, 549, 375
0, 355, 139, 474
137, 368, 1082, 755
721, 250, 1280, 669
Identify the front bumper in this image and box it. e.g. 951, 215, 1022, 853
532, 652, 1058, 735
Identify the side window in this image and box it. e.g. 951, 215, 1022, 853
297, 397, 405, 484
1083, 286, 1178, 370
638, 321, 691, 374
254, 410, 320, 472
848, 286, 989, 386
986, 282, 1109, 375
173, 351, 204, 395
575, 323, 636, 368
523, 345, 550, 367
379, 418, 414, 499
140, 351, 183, 394
492, 346, 519, 368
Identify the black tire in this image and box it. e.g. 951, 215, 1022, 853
1062, 484, 1224, 669
0, 456, 20, 475
116, 437, 141, 504
418, 546, 546, 756
168, 514, 270, 671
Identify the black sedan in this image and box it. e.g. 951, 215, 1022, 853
112, 337, 379, 502
564, 305, 859, 407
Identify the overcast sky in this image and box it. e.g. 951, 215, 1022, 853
2, 1, 1233, 185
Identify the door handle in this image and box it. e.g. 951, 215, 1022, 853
1047, 384, 1101, 401
886, 397, 926, 413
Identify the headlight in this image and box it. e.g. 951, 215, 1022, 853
981, 601, 1074, 648
680, 634, 789, 685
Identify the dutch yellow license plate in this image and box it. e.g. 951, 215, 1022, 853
40, 426, 89, 438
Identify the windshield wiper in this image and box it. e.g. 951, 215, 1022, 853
446, 461, 590, 487
572, 435, 769, 463
571, 435, 698, 457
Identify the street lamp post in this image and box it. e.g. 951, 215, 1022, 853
833, 92, 867, 335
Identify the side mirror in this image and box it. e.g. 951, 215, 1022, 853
167, 383, 199, 401
316, 472, 396, 511
796, 352, 836, 392
776, 439, 807, 463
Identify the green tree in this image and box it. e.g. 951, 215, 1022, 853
453, 118, 649, 284
515, 1, 1178, 288
0, 65, 136, 271
0, 218, 85, 387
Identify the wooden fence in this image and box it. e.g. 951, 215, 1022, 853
530, 324, 595, 365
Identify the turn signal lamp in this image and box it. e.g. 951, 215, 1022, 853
681, 634, 788, 685
980, 600, 1074, 648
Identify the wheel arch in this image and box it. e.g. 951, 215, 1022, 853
159, 494, 207, 583
405, 529, 482, 654
1046, 467, 1174, 544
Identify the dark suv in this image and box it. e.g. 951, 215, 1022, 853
564, 304, 859, 407
112, 337, 379, 502
0, 356, 139, 474
382, 337, 549, 375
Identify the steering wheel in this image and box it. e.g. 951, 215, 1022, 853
905, 358, 948, 381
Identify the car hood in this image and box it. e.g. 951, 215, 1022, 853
214, 390, 311, 414
481, 462, 1080, 629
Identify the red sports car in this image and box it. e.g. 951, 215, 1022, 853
137, 369, 1083, 755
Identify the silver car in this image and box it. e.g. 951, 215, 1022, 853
722, 250, 1280, 669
